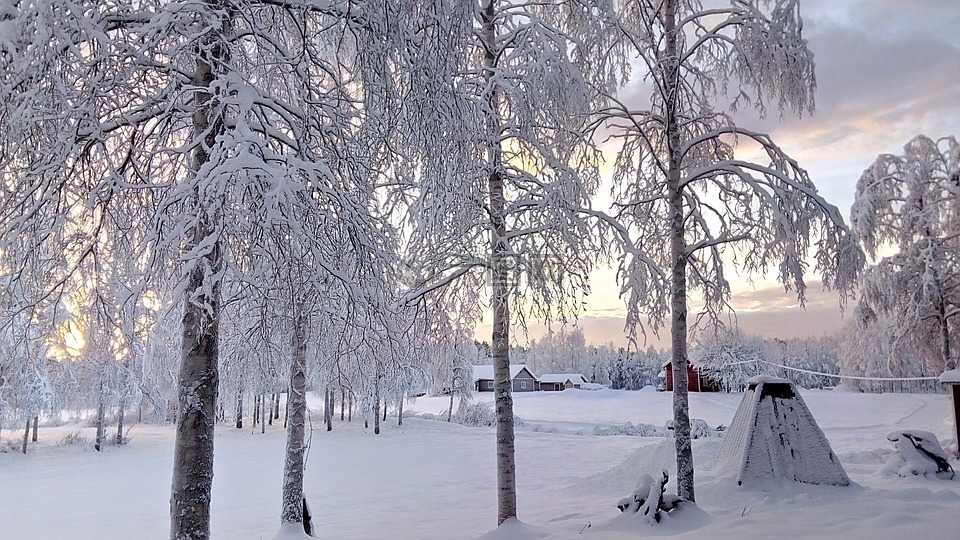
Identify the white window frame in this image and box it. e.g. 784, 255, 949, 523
520, 380, 527, 389
486, 381, 494, 389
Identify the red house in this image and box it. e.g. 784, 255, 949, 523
662, 361, 720, 392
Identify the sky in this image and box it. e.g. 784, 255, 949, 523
478, 0, 960, 349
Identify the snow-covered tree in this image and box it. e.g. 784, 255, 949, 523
851, 134, 960, 374
399, 0, 618, 525
602, 0, 863, 502
692, 330, 765, 392
2, 1, 415, 536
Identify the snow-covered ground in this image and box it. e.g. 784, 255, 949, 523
1, 387, 957, 539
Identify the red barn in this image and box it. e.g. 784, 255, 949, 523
662, 361, 720, 392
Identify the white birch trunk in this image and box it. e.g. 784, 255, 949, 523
325, 387, 332, 432
373, 377, 381, 435
21, 418, 29, 454
663, 0, 695, 503
483, 0, 517, 524
235, 386, 243, 429
397, 393, 404, 426
170, 3, 226, 536
116, 401, 125, 445
281, 309, 309, 527
95, 389, 106, 452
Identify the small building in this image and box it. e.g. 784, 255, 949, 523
537, 373, 588, 391
473, 365, 538, 393
940, 368, 960, 453
713, 376, 849, 486
662, 360, 720, 392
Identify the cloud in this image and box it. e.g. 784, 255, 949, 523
712, 0, 960, 214
474, 282, 849, 349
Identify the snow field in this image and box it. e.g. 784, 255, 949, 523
1, 388, 958, 539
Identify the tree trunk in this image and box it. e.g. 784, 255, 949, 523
324, 387, 332, 432
348, 393, 352, 422
281, 308, 309, 527
398, 393, 403, 426
447, 386, 455, 423
483, 0, 517, 525
274, 392, 281, 420
170, 5, 226, 535
664, 0, 695, 503
32, 415, 38, 443
261, 393, 266, 434
95, 390, 106, 452
253, 394, 260, 428
22, 418, 29, 454
936, 276, 952, 370
340, 388, 345, 421
268, 394, 273, 426
382, 398, 387, 422
116, 401, 125, 445
235, 386, 243, 429
373, 378, 381, 435
171, 265, 221, 540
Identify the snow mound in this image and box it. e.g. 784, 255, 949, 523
589, 497, 712, 536
713, 376, 850, 486
271, 523, 315, 539
473, 517, 555, 539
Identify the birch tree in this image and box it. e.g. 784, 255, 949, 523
603, 0, 863, 502
2, 1, 411, 537
399, 1, 617, 524
851, 134, 960, 372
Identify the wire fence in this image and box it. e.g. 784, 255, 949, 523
717, 359, 945, 394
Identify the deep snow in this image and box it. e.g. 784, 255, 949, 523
1, 387, 958, 539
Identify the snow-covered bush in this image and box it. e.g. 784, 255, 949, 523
594, 422, 668, 438
664, 418, 722, 439
56, 431, 88, 447
409, 402, 524, 428
451, 402, 525, 428
453, 402, 498, 427
616, 470, 681, 524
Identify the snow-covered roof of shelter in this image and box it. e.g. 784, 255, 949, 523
538, 374, 587, 384
940, 369, 960, 384
472, 365, 532, 381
